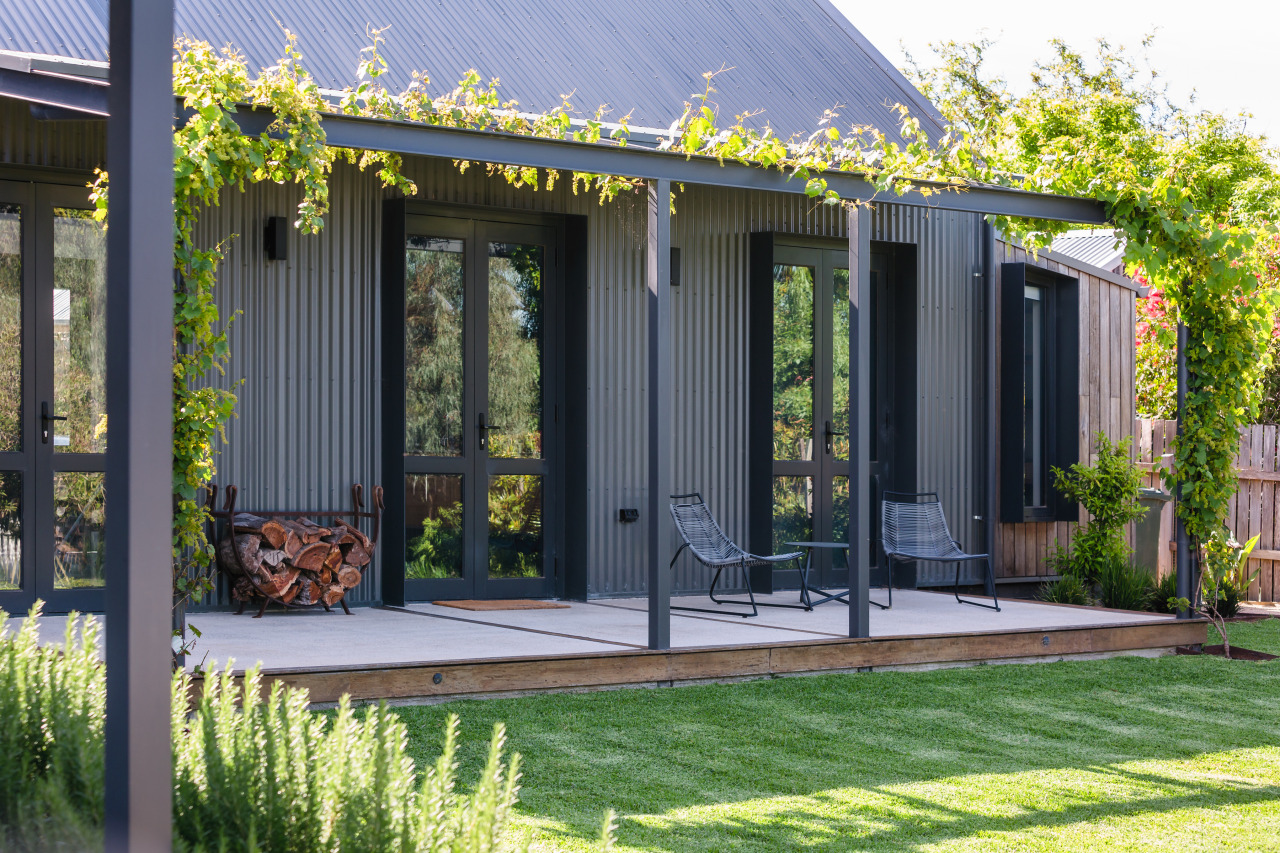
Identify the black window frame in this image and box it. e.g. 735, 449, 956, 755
999, 262, 1078, 523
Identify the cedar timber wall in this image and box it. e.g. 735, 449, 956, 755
993, 240, 1137, 580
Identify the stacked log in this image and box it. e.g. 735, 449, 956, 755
222, 514, 372, 608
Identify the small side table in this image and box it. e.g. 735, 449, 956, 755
784, 541, 891, 610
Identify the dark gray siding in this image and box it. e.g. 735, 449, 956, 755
3, 0, 943, 138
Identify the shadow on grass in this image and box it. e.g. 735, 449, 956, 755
392, 626, 1280, 851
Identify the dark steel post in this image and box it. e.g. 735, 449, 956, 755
104, 0, 176, 850
1175, 319, 1192, 618
983, 220, 998, 565
646, 178, 673, 650
848, 204, 871, 638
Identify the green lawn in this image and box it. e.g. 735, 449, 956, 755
394, 619, 1280, 852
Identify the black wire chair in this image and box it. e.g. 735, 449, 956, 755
881, 491, 1000, 611
668, 492, 805, 617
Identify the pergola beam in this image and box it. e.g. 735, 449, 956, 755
0, 68, 1108, 224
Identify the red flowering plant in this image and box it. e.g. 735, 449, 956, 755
1134, 268, 1178, 419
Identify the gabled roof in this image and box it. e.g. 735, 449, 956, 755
2, 0, 945, 138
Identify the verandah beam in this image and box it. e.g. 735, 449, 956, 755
647, 178, 673, 650
0, 66, 1108, 225
102, 0, 176, 850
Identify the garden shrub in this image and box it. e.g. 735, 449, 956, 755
0, 604, 612, 852
1150, 571, 1180, 614
0, 605, 104, 852
1051, 433, 1147, 585
1097, 557, 1154, 611
1037, 574, 1093, 606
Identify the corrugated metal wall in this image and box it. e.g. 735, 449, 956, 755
192, 164, 386, 604
870, 204, 985, 584
0, 107, 991, 600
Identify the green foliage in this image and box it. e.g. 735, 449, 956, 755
1097, 558, 1154, 611
173, 667, 532, 852
1037, 573, 1092, 606
0, 605, 104, 851
0, 604, 613, 852
1050, 433, 1146, 583
903, 38, 1280, 554
1194, 530, 1259, 654
1151, 571, 1180, 614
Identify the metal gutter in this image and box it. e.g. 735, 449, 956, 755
0, 62, 1109, 224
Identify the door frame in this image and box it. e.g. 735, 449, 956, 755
382, 201, 566, 604
748, 233, 918, 592
0, 177, 106, 615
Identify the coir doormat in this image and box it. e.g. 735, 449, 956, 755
433, 599, 571, 611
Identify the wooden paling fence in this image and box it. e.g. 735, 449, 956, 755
1136, 418, 1280, 602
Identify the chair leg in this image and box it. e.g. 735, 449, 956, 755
954, 557, 1001, 611
675, 565, 759, 617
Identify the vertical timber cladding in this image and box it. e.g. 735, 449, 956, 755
994, 243, 1138, 579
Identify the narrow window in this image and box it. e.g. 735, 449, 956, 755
1022, 285, 1047, 509
999, 264, 1079, 523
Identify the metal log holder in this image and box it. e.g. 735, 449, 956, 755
206, 483, 384, 618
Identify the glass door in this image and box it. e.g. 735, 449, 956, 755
0, 182, 108, 615
770, 245, 850, 587
402, 215, 558, 600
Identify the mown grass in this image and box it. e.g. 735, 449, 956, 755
394, 618, 1280, 852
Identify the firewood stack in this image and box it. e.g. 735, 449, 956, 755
220, 514, 373, 608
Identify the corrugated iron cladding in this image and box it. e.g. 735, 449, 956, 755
3, 0, 943, 139
192, 164, 386, 604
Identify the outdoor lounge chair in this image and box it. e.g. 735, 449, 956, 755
669, 493, 805, 617
881, 491, 1000, 611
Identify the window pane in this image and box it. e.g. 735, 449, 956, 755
405, 237, 465, 456
405, 474, 464, 579
772, 476, 813, 554
54, 472, 104, 589
0, 205, 20, 453
773, 264, 814, 461
53, 209, 108, 454
488, 475, 543, 578
488, 243, 543, 460
1023, 287, 1046, 508
833, 267, 850, 460
0, 472, 21, 590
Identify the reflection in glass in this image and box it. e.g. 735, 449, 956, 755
405, 474, 464, 579
773, 264, 814, 461
54, 472, 104, 589
0, 205, 21, 453
405, 237, 465, 456
53, 209, 107, 454
1023, 286, 1046, 507
488, 243, 543, 459
832, 476, 850, 544
772, 476, 813, 554
833, 267, 850, 460
0, 472, 21, 590
488, 475, 542, 578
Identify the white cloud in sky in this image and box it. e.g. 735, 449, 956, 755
832, 0, 1278, 144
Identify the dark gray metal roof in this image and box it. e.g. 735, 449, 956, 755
2, 0, 945, 138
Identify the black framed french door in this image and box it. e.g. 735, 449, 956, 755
769, 245, 852, 587
0, 180, 108, 615
763, 241, 917, 590
397, 212, 561, 601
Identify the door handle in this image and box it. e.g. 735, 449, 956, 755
824, 420, 845, 454
41, 401, 67, 445
478, 411, 503, 449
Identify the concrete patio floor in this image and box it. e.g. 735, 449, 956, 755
4, 589, 1173, 672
